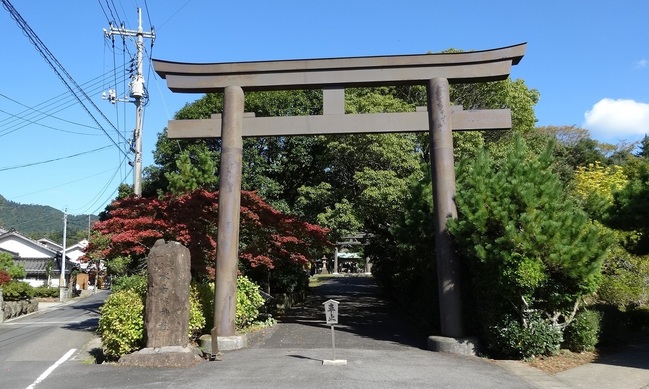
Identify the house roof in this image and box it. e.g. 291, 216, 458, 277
0, 230, 60, 258
13, 257, 76, 275
38, 238, 63, 251
0, 247, 19, 257
14, 257, 56, 274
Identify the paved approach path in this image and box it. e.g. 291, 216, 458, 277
37, 274, 533, 389
235, 274, 535, 389
23, 275, 649, 389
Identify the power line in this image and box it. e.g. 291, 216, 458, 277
0, 94, 103, 135
1, 0, 130, 158
0, 145, 113, 172
0, 66, 129, 137
156, 0, 192, 31
7, 165, 126, 201
72, 156, 130, 215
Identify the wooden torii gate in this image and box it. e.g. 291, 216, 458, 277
153, 43, 526, 354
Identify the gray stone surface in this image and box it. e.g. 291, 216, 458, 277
119, 346, 203, 368
145, 239, 192, 349
427, 335, 478, 356
2, 299, 38, 321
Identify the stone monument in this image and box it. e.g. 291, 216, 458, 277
119, 239, 203, 367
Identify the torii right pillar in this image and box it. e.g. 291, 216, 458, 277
427, 78, 475, 353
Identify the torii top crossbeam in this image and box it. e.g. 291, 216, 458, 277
153, 43, 526, 92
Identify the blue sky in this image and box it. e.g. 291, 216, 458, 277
1, 0, 648, 216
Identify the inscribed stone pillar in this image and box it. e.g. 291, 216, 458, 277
213, 85, 244, 345
427, 77, 465, 338
146, 239, 191, 348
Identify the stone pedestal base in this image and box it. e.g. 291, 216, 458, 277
427, 335, 478, 356
199, 334, 247, 353
119, 346, 203, 368
322, 359, 347, 366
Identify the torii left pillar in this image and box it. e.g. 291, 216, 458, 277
211, 85, 244, 357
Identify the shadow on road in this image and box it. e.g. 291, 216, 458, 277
268, 275, 432, 350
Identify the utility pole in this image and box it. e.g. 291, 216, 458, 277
59, 210, 68, 302
103, 8, 155, 196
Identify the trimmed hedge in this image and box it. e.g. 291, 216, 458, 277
98, 275, 265, 358
563, 310, 601, 352
98, 290, 145, 359
2, 281, 34, 301
33, 285, 60, 298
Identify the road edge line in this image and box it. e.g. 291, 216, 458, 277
26, 348, 77, 389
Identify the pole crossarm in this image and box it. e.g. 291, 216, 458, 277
152, 43, 526, 92
166, 106, 511, 139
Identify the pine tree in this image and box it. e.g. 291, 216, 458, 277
449, 136, 611, 356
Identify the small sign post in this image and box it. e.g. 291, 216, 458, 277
322, 299, 346, 365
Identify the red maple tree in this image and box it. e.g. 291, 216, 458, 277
0, 270, 11, 286
86, 189, 330, 278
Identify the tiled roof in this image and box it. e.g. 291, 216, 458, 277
13, 257, 57, 274
13, 257, 76, 275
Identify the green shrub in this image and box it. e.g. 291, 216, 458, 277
563, 310, 601, 352
97, 276, 266, 358
195, 276, 266, 333
33, 285, 60, 298
236, 275, 265, 329
0, 252, 27, 279
98, 290, 145, 359
189, 284, 206, 341
490, 313, 563, 359
195, 281, 214, 332
111, 274, 147, 296
269, 261, 309, 294
2, 280, 35, 301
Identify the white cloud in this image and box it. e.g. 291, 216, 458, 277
635, 59, 648, 69
583, 98, 649, 141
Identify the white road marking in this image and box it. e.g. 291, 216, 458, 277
25, 348, 77, 389
3, 321, 82, 326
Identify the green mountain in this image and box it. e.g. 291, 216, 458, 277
0, 195, 98, 244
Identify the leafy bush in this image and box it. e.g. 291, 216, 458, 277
98, 290, 145, 359
33, 285, 60, 298
598, 240, 649, 309
1, 280, 35, 301
236, 275, 265, 329
189, 283, 206, 341
111, 274, 147, 296
97, 275, 266, 358
490, 313, 563, 359
195, 282, 214, 332
563, 310, 601, 352
0, 252, 27, 279
195, 276, 266, 333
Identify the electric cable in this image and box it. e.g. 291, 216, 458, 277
2, 0, 130, 157
0, 145, 113, 172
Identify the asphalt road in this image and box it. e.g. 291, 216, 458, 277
1, 277, 535, 388
4, 276, 532, 389
0, 290, 107, 389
